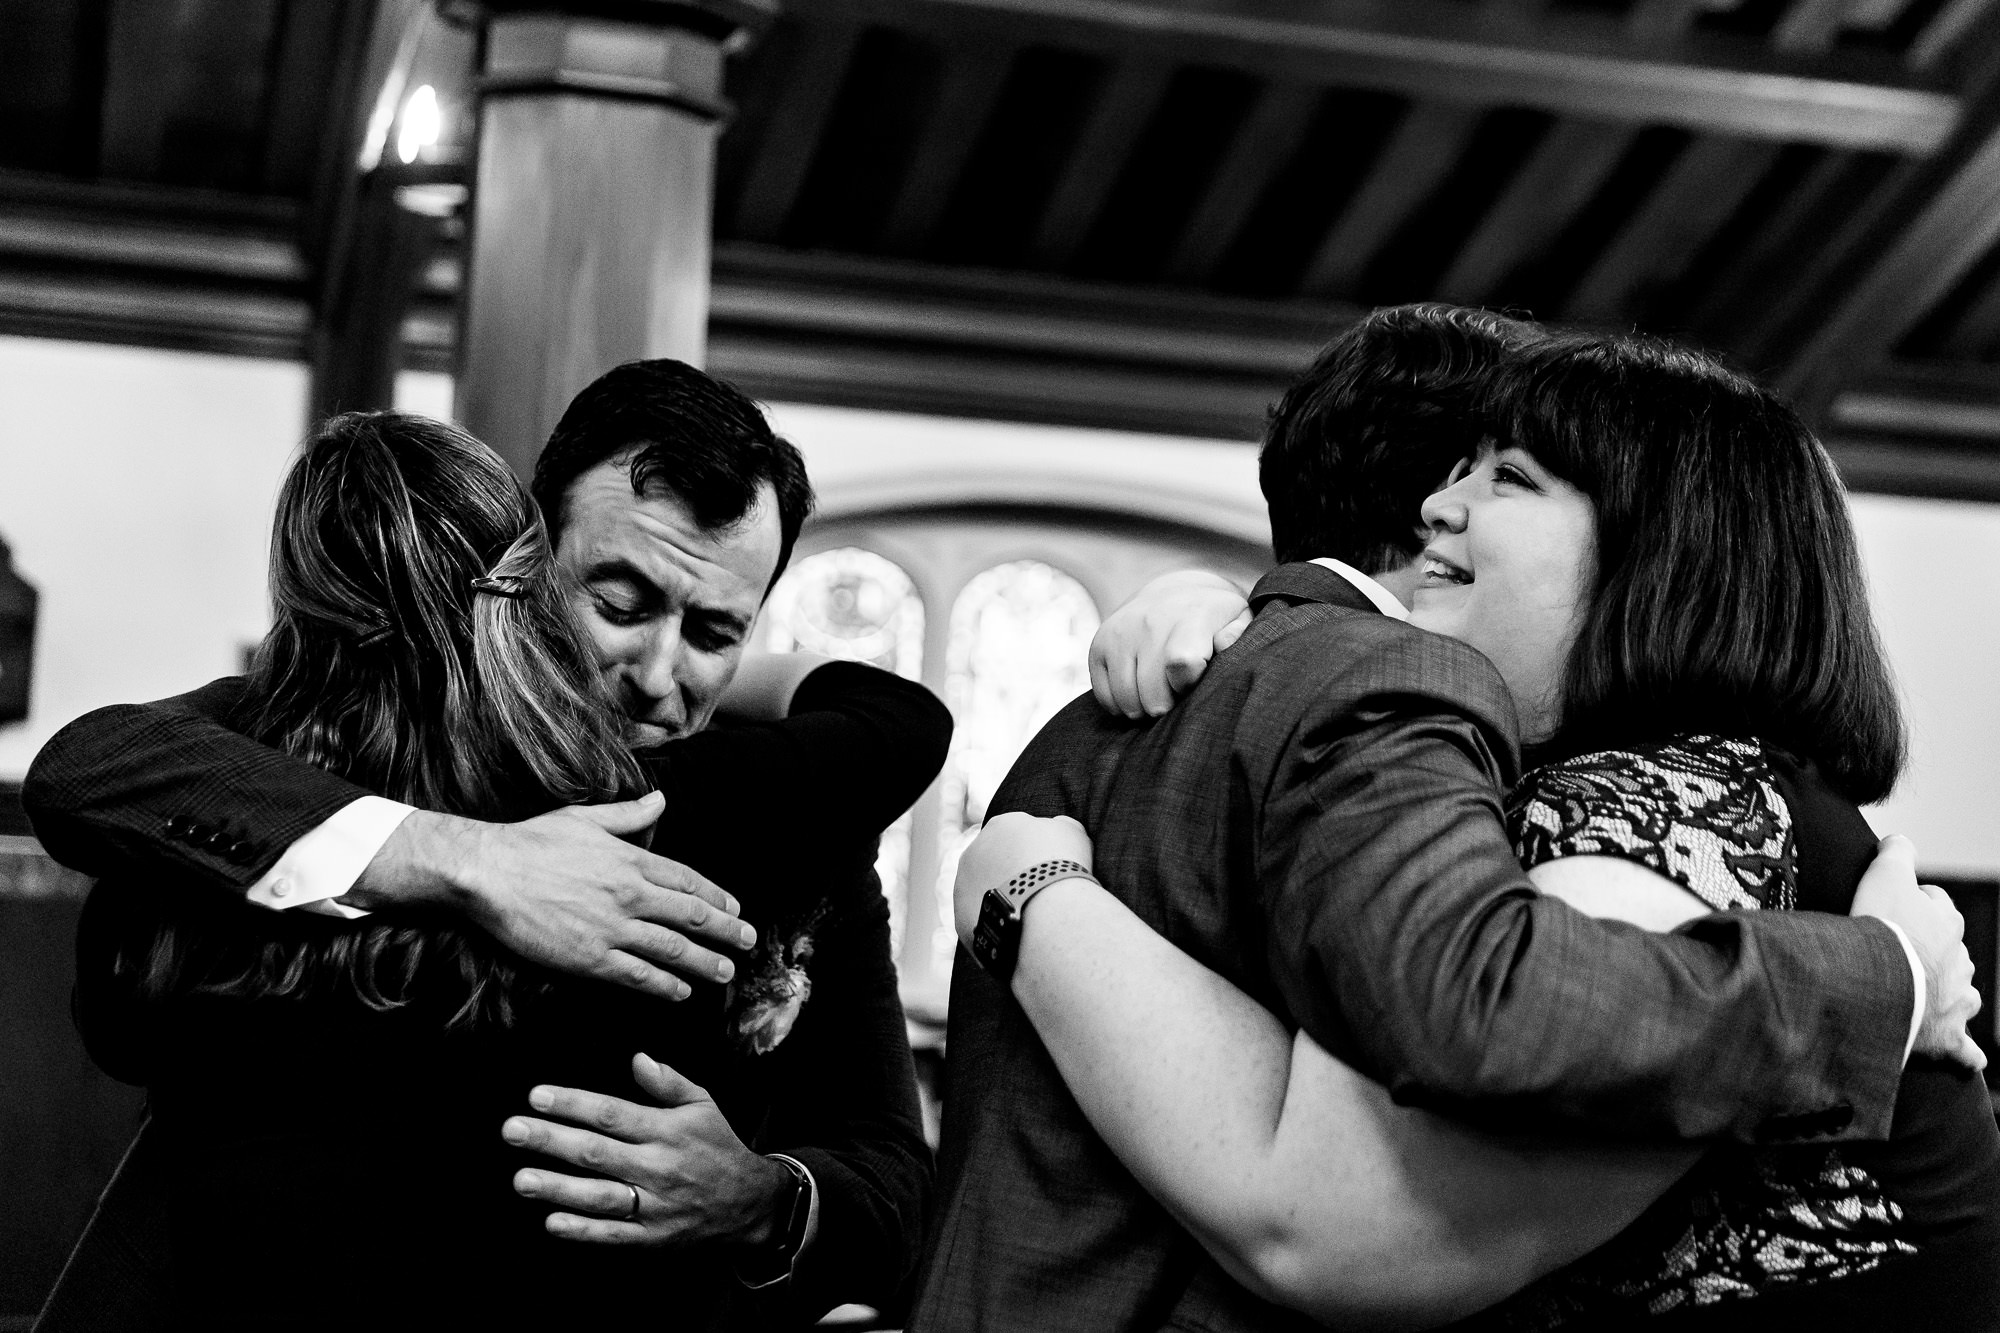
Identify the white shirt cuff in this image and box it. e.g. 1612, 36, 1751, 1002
1877, 918, 1927, 1064
244, 796, 416, 919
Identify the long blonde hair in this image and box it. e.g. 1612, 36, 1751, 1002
127, 412, 646, 1027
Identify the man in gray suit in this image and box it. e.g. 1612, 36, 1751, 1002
913, 305, 1978, 1331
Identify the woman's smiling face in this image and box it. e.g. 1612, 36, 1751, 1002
1409, 443, 1598, 742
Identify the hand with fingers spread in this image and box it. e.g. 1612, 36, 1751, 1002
1089, 570, 1252, 719
350, 793, 757, 1003
505, 1053, 800, 1251
1852, 834, 1987, 1072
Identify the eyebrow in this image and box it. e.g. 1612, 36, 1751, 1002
687, 605, 754, 634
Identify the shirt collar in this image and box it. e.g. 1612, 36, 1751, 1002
1308, 557, 1409, 620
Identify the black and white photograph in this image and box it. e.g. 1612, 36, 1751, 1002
3, 0, 2000, 1328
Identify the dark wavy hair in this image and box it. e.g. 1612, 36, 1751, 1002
1489, 335, 1905, 804
123, 412, 647, 1026
1263, 304, 1544, 571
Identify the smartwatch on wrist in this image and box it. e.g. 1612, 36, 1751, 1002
737, 1154, 814, 1290
970, 858, 1098, 982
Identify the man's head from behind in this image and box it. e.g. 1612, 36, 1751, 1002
1261, 303, 1543, 601
531, 360, 814, 745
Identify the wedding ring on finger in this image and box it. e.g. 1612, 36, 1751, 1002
624, 1182, 642, 1220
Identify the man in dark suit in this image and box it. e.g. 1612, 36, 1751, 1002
26, 361, 944, 1327
913, 305, 1979, 1330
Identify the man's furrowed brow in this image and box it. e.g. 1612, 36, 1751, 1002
582, 556, 667, 592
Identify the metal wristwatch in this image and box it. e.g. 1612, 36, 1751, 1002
970, 858, 1098, 982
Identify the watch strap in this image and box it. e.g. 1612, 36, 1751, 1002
996, 858, 1096, 912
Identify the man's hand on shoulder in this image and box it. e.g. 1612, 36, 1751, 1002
1852, 834, 1986, 1071
349, 792, 757, 1002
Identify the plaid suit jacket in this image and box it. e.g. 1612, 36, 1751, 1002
912, 562, 1915, 1333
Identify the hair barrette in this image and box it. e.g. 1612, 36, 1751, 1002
471, 575, 529, 599
355, 624, 395, 647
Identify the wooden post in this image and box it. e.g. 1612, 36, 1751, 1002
456, 0, 774, 477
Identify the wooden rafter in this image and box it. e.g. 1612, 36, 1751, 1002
876, 43, 1018, 253
1164, 79, 1320, 283
1563, 137, 1780, 324
1435, 120, 1633, 306
1026, 57, 1171, 269
790, 0, 1961, 152
727, 19, 863, 242
1299, 103, 1481, 298
1776, 29, 2000, 420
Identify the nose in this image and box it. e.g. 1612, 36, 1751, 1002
1420, 477, 1470, 536
625, 623, 684, 719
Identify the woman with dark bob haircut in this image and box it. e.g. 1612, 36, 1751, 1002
67, 412, 941, 1330
947, 332, 2000, 1329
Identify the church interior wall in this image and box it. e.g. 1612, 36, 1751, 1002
2, 340, 1996, 880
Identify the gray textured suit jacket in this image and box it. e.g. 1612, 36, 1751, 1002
913, 562, 1915, 1333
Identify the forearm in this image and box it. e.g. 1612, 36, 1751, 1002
24, 682, 366, 888
1013, 878, 1695, 1327
1009, 878, 1291, 1267
1274, 714, 1911, 1142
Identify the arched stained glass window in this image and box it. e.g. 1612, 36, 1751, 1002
760, 546, 924, 680
759, 547, 926, 956
932, 560, 1100, 972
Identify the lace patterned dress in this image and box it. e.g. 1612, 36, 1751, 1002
1483, 735, 1930, 1329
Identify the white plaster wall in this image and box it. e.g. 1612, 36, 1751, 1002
0, 338, 307, 780
2, 353, 1996, 877
1851, 495, 2000, 876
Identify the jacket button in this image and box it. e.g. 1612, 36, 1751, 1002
204, 830, 231, 851
229, 840, 254, 863
164, 816, 188, 838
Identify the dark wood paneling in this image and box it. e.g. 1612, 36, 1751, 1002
1026, 58, 1173, 269
98, 0, 283, 188
1165, 80, 1323, 284
727, 19, 862, 242
1299, 103, 1482, 298
792, 0, 1961, 151
0, 849, 147, 1321
1777, 33, 2000, 418
1564, 138, 1781, 324
876, 44, 1019, 253
1437, 120, 1637, 306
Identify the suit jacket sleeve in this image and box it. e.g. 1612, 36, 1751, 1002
24, 677, 365, 889
647, 663, 943, 1323
655, 662, 952, 843
747, 887, 933, 1324
1256, 619, 1911, 1145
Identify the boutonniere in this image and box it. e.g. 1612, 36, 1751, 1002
727, 924, 818, 1055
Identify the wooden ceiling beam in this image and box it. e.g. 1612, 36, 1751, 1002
1911, 0, 1999, 71
727, 20, 863, 243
876, 43, 1019, 253
1026, 58, 1171, 269
1299, 103, 1482, 298
1775, 30, 2000, 421
790, 0, 1961, 152
1435, 120, 1634, 306
1562, 137, 1780, 324
1164, 80, 1321, 283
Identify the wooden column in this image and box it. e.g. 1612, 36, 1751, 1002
456, 0, 773, 477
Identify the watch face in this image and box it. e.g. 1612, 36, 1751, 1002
971, 890, 1020, 977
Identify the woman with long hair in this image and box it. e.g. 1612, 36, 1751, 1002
952, 334, 2000, 1329
72, 411, 939, 1330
